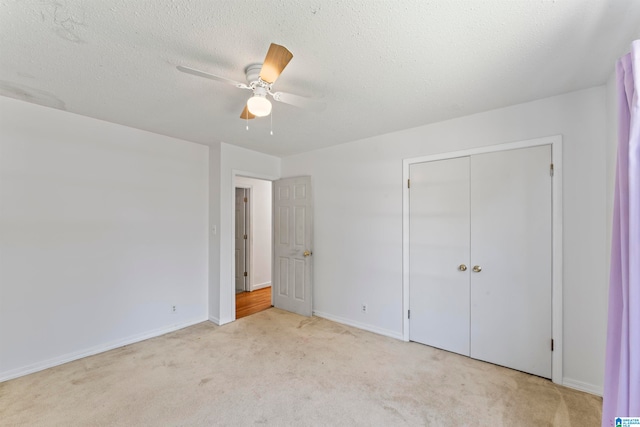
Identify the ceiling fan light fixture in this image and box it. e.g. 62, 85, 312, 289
247, 94, 272, 117
177, 43, 323, 122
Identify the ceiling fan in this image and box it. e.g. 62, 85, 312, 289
177, 43, 324, 120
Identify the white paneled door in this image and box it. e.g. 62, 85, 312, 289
235, 188, 248, 293
273, 176, 313, 316
409, 145, 552, 379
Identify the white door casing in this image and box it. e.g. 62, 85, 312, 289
403, 137, 562, 383
469, 146, 552, 378
273, 176, 313, 316
409, 157, 471, 356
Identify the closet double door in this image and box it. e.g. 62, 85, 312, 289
409, 145, 552, 378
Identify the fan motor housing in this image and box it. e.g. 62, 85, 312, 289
244, 63, 263, 84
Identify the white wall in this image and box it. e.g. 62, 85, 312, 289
0, 97, 209, 381
281, 87, 610, 394
209, 143, 280, 325
235, 176, 272, 291
208, 142, 222, 322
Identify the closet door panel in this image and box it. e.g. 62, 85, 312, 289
409, 157, 470, 356
469, 145, 552, 378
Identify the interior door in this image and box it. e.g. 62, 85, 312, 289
273, 176, 313, 316
409, 157, 470, 356
235, 188, 248, 293
469, 145, 552, 378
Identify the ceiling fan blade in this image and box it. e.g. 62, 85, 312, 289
176, 65, 250, 89
240, 105, 255, 120
259, 43, 293, 84
271, 91, 325, 112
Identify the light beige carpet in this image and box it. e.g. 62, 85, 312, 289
0, 308, 601, 426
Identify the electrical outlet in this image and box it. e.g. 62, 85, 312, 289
361, 303, 367, 313
172, 305, 176, 313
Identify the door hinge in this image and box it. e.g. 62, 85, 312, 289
550, 163, 554, 177
407, 179, 410, 189
243, 271, 248, 277
551, 339, 554, 351
408, 310, 411, 319
243, 234, 247, 240
244, 197, 247, 203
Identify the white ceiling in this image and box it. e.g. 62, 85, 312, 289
1, 1, 638, 157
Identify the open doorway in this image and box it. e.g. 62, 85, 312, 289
234, 176, 273, 319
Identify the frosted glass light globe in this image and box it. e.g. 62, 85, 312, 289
247, 95, 272, 117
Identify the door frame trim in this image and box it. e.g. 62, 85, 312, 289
231, 170, 279, 320
402, 135, 563, 385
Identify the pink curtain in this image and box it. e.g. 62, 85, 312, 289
602, 40, 640, 426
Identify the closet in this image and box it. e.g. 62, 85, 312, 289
408, 144, 552, 378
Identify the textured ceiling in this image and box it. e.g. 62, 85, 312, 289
1, 1, 639, 156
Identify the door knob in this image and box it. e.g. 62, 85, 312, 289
472, 265, 482, 273
303, 250, 312, 257
458, 264, 467, 271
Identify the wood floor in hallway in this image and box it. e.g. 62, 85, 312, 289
235, 286, 272, 319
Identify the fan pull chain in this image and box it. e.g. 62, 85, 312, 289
270, 110, 273, 136
246, 111, 249, 131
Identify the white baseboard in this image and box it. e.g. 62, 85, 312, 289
210, 314, 233, 325
312, 310, 403, 340
563, 377, 603, 396
218, 316, 234, 325
0, 316, 207, 383
251, 282, 271, 291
